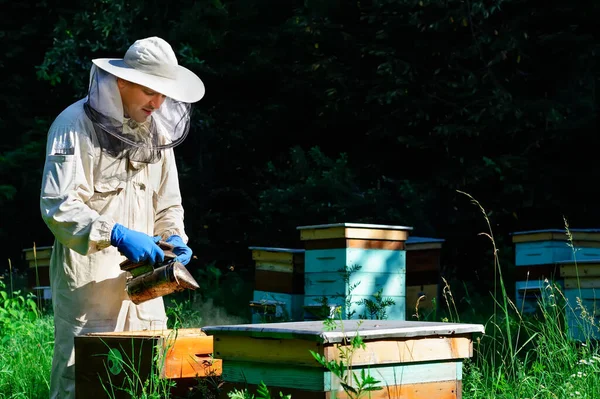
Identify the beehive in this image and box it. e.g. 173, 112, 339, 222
249, 247, 305, 322
203, 319, 484, 399
558, 259, 600, 341
74, 328, 221, 398
405, 236, 444, 319
22, 245, 52, 300
297, 223, 412, 321
511, 229, 600, 314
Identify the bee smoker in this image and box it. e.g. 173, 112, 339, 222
119, 241, 200, 305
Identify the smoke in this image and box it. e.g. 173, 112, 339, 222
195, 297, 247, 327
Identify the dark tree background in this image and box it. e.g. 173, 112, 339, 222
2, 0, 599, 306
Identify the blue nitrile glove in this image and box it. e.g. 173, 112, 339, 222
110, 223, 165, 265
164, 235, 192, 265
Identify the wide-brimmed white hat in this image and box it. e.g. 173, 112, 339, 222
92, 36, 205, 103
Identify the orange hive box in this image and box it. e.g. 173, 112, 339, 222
74, 328, 221, 398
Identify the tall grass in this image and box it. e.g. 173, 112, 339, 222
456, 192, 600, 399
0, 279, 53, 398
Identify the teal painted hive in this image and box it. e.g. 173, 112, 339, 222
511, 229, 600, 315
297, 223, 412, 321
249, 247, 305, 323
558, 259, 600, 341
202, 319, 484, 399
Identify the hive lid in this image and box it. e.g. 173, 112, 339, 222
297, 223, 413, 231
248, 247, 305, 253
202, 320, 484, 343
511, 228, 600, 243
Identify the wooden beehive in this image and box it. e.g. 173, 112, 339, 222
298, 223, 412, 320
249, 247, 305, 322
511, 228, 600, 314
23, 245, 53, 300
74, 328, 222, 398
405, 236, 444, 319
203, 319, 484, 399
558, 259, 600, 341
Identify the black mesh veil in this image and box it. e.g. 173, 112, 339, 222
84, 65, 192, 163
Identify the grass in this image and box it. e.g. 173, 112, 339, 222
455, 192, 600, 399
0, 280, 53, 398
4, 198, 600, 398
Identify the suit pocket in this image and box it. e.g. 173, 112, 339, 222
41, 155, 76, 197
87, 179, 124, 214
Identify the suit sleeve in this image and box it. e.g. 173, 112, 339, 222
40, 122, 116, 255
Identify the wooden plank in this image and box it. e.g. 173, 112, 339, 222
298, 223, 413, 231
251, 250, 297, 263
326, 361, 462, 391
303, 294, 407, 321
304, 271, 405, 297
214, 335, 323, 366
202, 320, 485, 342
305, 248, 406, 274
514, 264, 560, 281
28, 259, 51, 268
572, 240, 600, 248
512, 232, 562, 243
23, 247, 53, 260
255, 260, 295, 273
564, 278, 600, 289
406, 242, 444, 251
512, 232, 600, 243
221, 360, 462, 391
304, 239, 406, 250
220, 380, 460, 399
298, 224, 411, 242
163, 334, 221, 378
406, 284, 439, 316
406, 250, 441, 272
565, 288, 600, 301
328, 380, 461, 399
255, 269, 304, 294
323, 336, 472, 365
212, 335, 470, 367
84, 328, 206, 338
560, 265, 600, 277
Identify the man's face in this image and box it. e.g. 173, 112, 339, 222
117, 78, 167, 123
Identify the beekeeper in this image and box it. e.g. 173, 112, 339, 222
40, 36, 205, 398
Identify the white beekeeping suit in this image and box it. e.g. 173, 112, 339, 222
40, 36, 205, 399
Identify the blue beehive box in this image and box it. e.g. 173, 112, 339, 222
297, 223, 412, 320
558, 259, 600, 341
512, 228, 600, 314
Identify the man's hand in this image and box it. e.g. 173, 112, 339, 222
111, 223, 165, 264
164, 235, 193, 265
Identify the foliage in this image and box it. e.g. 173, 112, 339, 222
356, 288, 396, 320
0, 280, 39, 338
310, 314, 382, 398
0, 280, 53, 398
227, 381, 291, 399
